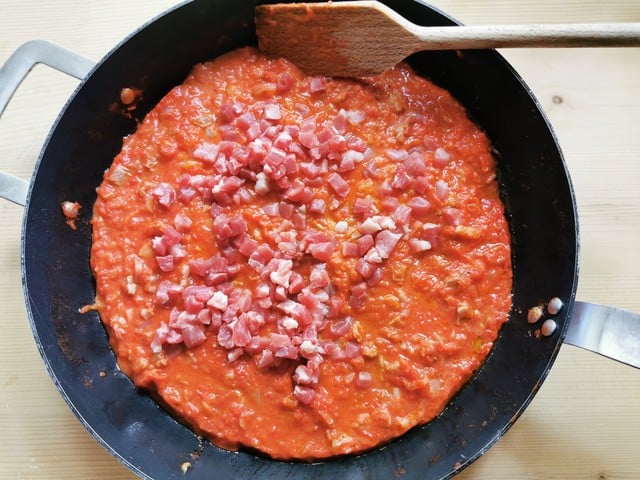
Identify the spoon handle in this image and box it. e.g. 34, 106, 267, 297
410, 23, 640, 50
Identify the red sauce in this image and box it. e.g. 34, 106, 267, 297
91, 47, 512, 460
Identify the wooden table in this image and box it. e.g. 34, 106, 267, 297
1, 1, 639, 478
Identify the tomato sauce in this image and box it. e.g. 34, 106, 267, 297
91, 47, 512, 460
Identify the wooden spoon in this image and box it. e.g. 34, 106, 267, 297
255, 0, 640, 77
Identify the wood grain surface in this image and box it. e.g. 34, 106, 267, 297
1, 1, 639, 479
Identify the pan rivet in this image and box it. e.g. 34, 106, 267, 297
547, 297, 563, 315
541, 319, 557, 337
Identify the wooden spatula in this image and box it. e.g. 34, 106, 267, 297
255, 0, 640, 77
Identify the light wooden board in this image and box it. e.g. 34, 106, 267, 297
1, 1, 639, 479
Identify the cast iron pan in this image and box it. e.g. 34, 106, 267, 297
18, 0, 577, 478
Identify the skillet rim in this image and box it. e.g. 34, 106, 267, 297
19, 0, 580, 478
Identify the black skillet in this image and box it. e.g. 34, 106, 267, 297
2, 0, 580, 478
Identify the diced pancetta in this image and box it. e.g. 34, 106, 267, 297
339, 150, 363, 172
212, 175, 244, 196
353, 198, 373, 219
213, 213, 247, 241
254, 171, 271, 195
404, 151, 428, 176
269, 259, 293, 288
293, 364, 318, 385
307, 242, 335, 262
342, 242, 359, 258
285, 180, 314, 204
156, 255, 175, 272
276, 73, 295, 92
308, 198, 326, 214
364, 247, 383, 264
152, 182, 176, 208
255, 349, 275, 368
391, 205, 412, 226
414, 176, 429, 195
374, 230, 402, 259
346, 110, 365, 125
264, 104, 282, 120
309, 265, 331, 289
329, 316, 353, 337
419, 223, 440, 244
288, 271, 305, 294
356, 234, 375, 256
231, 316, 252, 347
293, 385, 316, 405
188, 255, 228, 277
409, 238, 432, 253
217, 324, 234, 349
349, 282, 368, 309
359, 217, 382, 234
385, 149, 408, 161
192, 142, 219, 163
197, 309, 213, 326
334, 221, 348, 234
356, 258, 378, 279
333, 109, 348, 131
391, 167, 413, 191
380, 196, 399, 212
181, 324, 206, 348
327, 172, 349, 198
346, 134, 367, 152
300, 161, 322, 179
441, 207, 462, 226
245, 336, 270, 356
207, 291, 229, 310
309, 77, 327, 93
355, 371, 372, 388
344, 341, 361, 359
433, 147, 452, 167
407, 196, 432, 217
155, 280, 183, 305
183, 285, 216, 303
174, 213, 192, 233
177, 185, 198, 203
235, 111, 258, 133
378, 179, 393, 198
219, 101, 245, 123
150, 323, 170, 353
423, 135, 438, 151
234, 234, 259, 257
434, 179, 450, 201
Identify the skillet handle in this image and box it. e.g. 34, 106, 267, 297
0, 40, 95, 206
565, 301, 640, 369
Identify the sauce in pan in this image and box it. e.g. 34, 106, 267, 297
91, 47, 512, 460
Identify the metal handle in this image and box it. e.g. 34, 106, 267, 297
565, 301, 640, 368
0, 40, 95, 206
